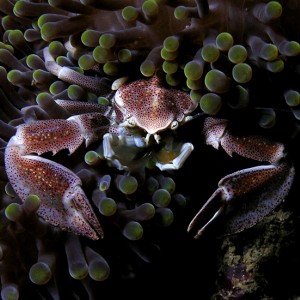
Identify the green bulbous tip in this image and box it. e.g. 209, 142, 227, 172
186, 78, 202, 90
49, 81, 67, 95
37, 14, 48, 29
142, 0, 159, 17
5, 203, 22, 221
161, 47, 177, 61
48, 41, 66, 57
118, 175, 138, 195
200, 93, 222, 115
7, 70, 23, 85
41, 23, 57, 42
138, 203, 156, 220
84, 151, 100, 166
216, 32, 234, 51
78, 54, 96, 70
232, 63, 252, 83
98, 96, 110, 106
152, 189, 171, 207
88, 260, 110, 281
1, 285, 19, 300
140, 61, 156, 77
261, 44, 278, 61
93, 46, 113, 63
26, 54, 41, 69
123, 221, 143, 240
13, 0, 28, 17
99, 34, 116, 49
204, 69, 230, 93
8, 29, 24, 43
266, 59, 284, 73
190, 89, 203, 103
29, 262, 52, 285
98, 197, 117, 216
184, 61, 204, 81
163, 36, 180, 52
103, 62, 119, 76
283, 41, 300, 57
159, 177, 176, 194
36, 93, 53, 106
201, 44, 220, 63
156, 208, 174, 226
174, 6, 188, 20
118, 49, 133, 63
69, 262, 88, 280
162, 61, 178, 74
122, 6, 139, 21
284, 90, 300, 107
228, 45, 247, 63
24, 194, 41, 213
146, 177, 159, 194
81, 30, 97, 47
265, 1, 282, 20
32, 70, 47, 83
67, 85, 85, 100
0, 42, 13, 53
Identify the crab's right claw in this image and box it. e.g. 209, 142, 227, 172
188, 162, 295, 239
5, 142, 103, 240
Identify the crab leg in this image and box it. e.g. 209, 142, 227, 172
5, 113, 109, 240
188, 117, 295, 238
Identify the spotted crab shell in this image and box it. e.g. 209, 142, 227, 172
114, 76, 198, 134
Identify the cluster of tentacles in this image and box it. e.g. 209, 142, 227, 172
0, 0, 300, 299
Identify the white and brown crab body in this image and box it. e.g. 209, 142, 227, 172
4, 69, 295, 240
4, 74, 198, 240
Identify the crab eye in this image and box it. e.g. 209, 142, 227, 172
171, 121, 178, 130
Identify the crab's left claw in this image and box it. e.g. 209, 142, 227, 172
188, 162, 295, 238
188, 117, 295, 239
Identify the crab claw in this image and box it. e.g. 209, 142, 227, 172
188, 117, 295, 239
188, 162, 294, 238
5, 138, 103, 240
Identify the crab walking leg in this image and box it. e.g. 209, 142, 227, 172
5, 113, 109, 240
201, 117, 286, 163
188, 162, 295, 238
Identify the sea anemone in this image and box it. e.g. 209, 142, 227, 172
1, 0, 300, 299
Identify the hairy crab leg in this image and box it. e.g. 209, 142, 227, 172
188, 117, 295, 238
5, 113, 109, 240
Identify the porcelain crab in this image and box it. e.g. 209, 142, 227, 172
4, 49, 198, 240
4, 47, 295, 241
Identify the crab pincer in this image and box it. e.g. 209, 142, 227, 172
5, 114, 108, 240
188, 117, 295, 238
